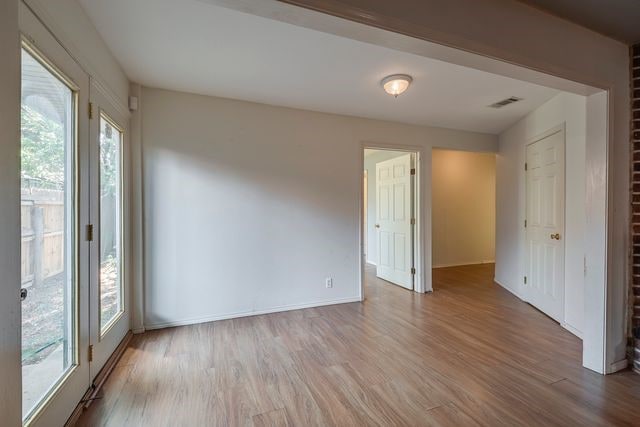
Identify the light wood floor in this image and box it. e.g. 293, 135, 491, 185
76, 264, 640, 426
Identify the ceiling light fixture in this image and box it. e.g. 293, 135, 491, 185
381, 74, 413, 97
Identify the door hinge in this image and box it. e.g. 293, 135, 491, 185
524, 162, 528, 171
89, 102, 94, 119
410, 218, 416, 225
411, 267, 416, 275
88, 345, 94, 362
410, 168, 416, 176
524, 219, 527, 228
524, 276, 527, 284
86, 224, 94, 241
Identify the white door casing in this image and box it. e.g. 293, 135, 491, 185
525, 128, 565, 322
363, 170, 368, 262
376, 154, 414, 289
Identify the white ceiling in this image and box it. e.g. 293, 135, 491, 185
518, 0, 640, 44
79, 0, 561, 134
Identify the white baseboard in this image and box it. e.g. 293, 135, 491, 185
561, 322, 583, 339
607, 359, 628, 374
366, 261, 376, 266
132, 327, 145, 334
493, 277, 526, 300
144, 296, 361, 331
432, 260, 495, 269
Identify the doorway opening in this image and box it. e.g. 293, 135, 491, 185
362, 147, 422, 296
431, 148, 497, 290
431, 148, 496, 292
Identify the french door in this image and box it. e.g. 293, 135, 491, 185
20, 5, 90, 426
88, 87, 130, 378
20, 3, 129, 425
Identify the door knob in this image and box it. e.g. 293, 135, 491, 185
20, 288, 28, 301
550, 233, 560, 240
375, 224, 380, 228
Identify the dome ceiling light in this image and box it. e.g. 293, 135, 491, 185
381, 74, 413, 97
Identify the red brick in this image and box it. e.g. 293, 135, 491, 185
632, 44, 640, 369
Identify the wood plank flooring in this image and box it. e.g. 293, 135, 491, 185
76, 264, 640, 426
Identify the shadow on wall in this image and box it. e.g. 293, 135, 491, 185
140, 87, 497, 329
143, 92, 363, 328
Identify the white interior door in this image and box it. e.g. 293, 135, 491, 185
525, 129, 565, 322
20, 5, 91, 426
88, 86, 130, 379
375, 154, 414, 289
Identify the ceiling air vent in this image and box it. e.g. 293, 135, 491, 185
488, 96, 523, 108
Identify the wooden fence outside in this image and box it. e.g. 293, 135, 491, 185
21, 187, 65, 288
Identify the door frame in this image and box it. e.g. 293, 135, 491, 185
523, 123, 567, 323
363, 169, 368, 261
88, 79, 131, 380
359, 142, 425, 299
19, 6, 91, 426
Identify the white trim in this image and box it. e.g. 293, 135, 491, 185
129, 83, 146, 335
91, 78, 131, 120
359, 143, 426, 295
143, 296, 361, 330
131, 327, 145, 334
527, 123, 565, 146
365, 261, 377, 266
561, 322, 583, 339
22, 0, 130, 115
607, 358, 628, 374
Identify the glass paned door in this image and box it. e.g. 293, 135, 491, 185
21, 5, 91, 425
89, 90, 129, 379
99, 116, 124, 332
20, 47, 78, 419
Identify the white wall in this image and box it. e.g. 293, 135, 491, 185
276, 0, 629, 373
496, 92, 586, 337
25, 0, 129, 107
141, 86, 497, 328
0, 1, 22, 425
432, 149, 495, 268
364, 149, 408, 265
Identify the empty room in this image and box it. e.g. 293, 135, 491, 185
2, 0, 640, 426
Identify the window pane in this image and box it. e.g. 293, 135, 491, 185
99, 116, 123, 331
21, 48, 76, 418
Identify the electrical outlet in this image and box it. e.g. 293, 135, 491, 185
325, 277, 333, 288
